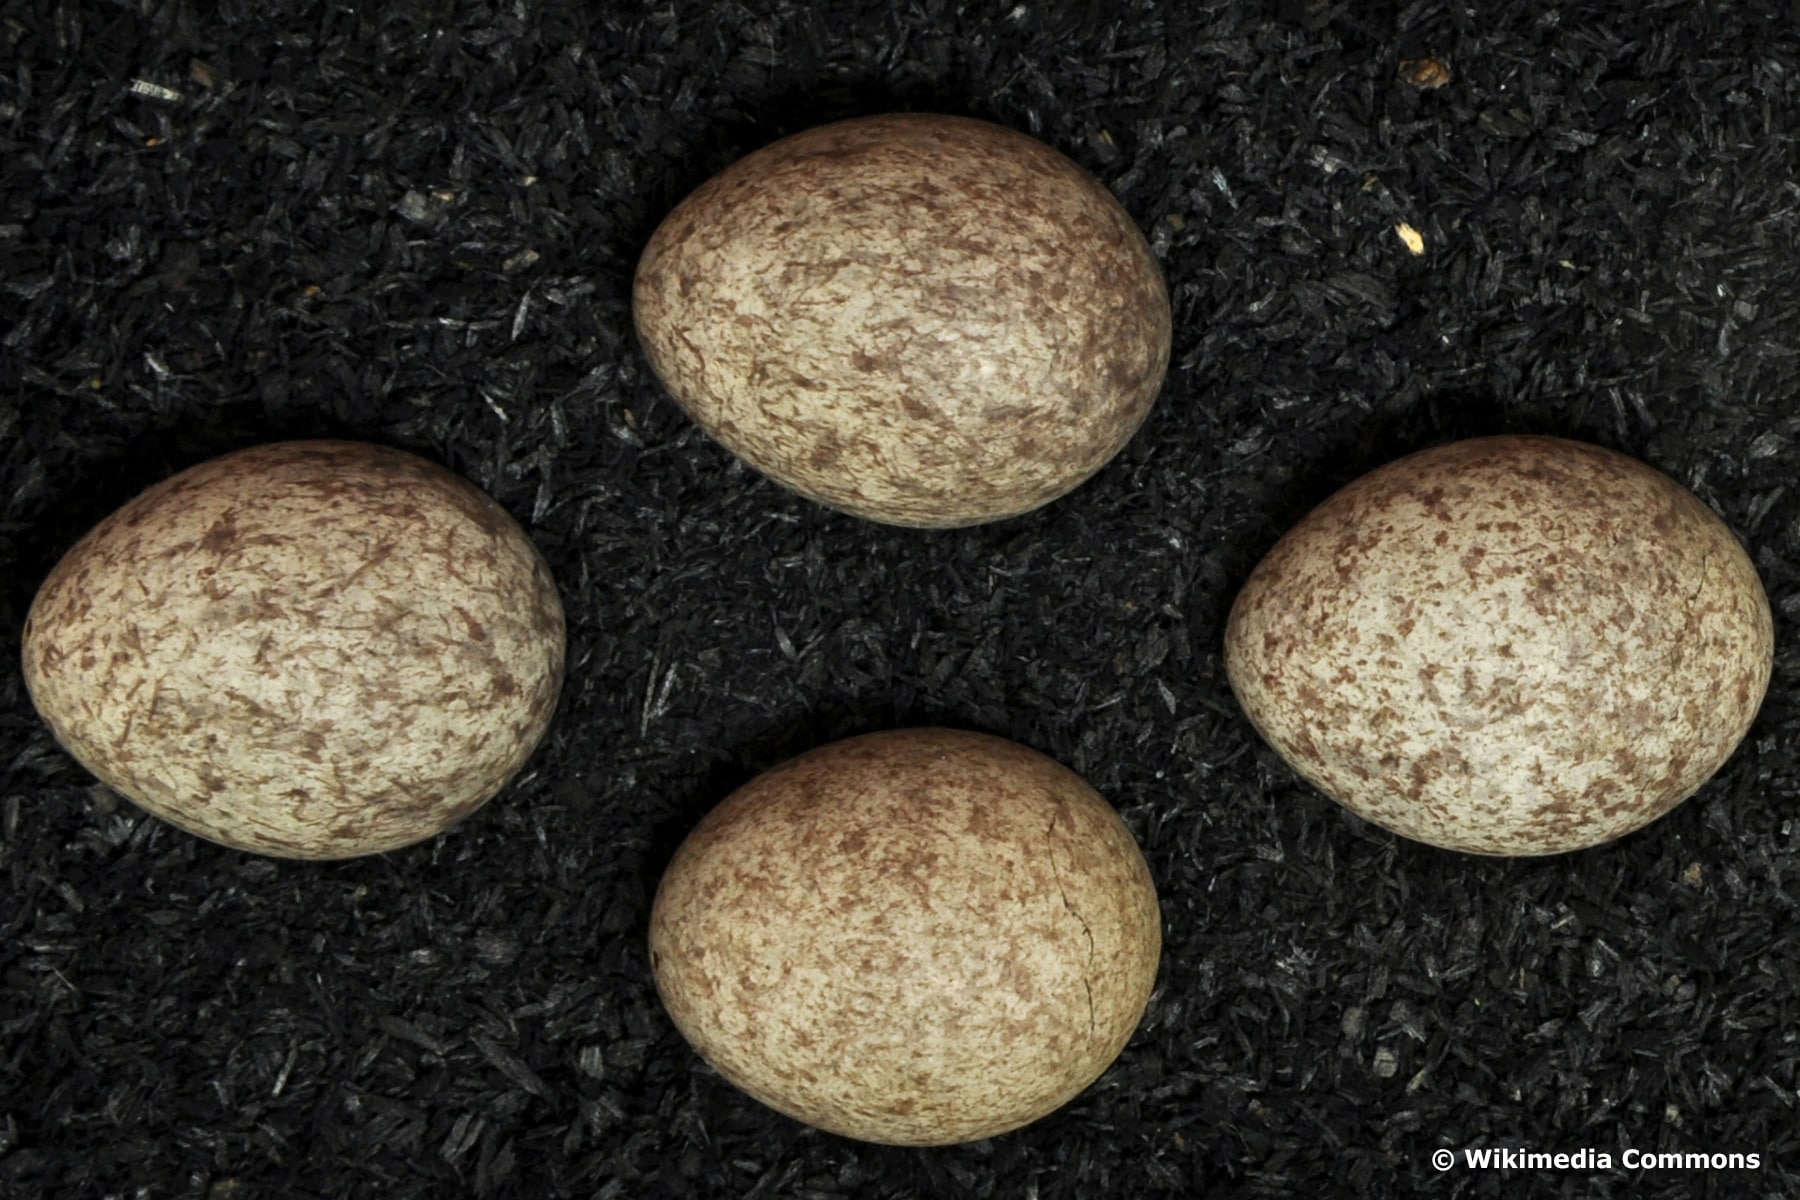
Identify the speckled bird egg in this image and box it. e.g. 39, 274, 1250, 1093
21, 441, 566, 859
1224, 435, 1773, 856
649, 728, 1162, 1145
633, 113, 1172, 528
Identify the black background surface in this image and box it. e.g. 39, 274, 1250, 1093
4, 2, 1799, 1197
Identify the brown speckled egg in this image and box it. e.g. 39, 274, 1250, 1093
648, 728, 1162, 1145
1224, 435, 1774, 856
632, 113, 1172, 528
21, 441, 566, 859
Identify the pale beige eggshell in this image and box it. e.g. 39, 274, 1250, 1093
648, 728, 1162, 1145
22, 440, 566, 859
1224, 435, 1774, 856
632, 112, 1173, 528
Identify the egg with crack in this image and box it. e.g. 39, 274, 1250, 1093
648, 728, 1162, 1145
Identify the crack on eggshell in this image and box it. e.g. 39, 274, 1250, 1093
1044, 801, 1098, 1038
1686, 547, 1715, 610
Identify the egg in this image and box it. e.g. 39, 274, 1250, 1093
632, 113, 1172, 528
21, 441, 566, 859
648, 728, 1161, 1145
1224, 435, 1774, 856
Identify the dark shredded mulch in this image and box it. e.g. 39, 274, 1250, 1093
4, 2, 1799, 1197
